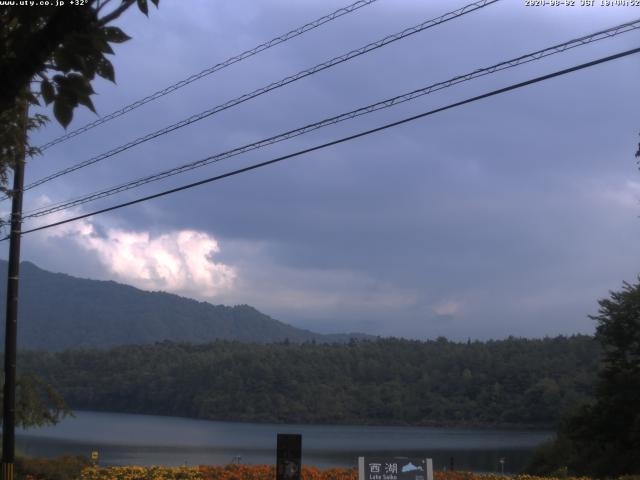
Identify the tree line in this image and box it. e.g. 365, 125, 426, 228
19, 335, 599, 428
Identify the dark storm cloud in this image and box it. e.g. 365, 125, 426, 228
6, 0, 640, 339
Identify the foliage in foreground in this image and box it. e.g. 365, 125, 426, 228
527, 279, 640, 477
15, 458, 640, 480
77, 465, 633, 480
0, 373, 69, 428
15, 455, 90, 480
0, 1, 159, 196
80, 465, 355, 480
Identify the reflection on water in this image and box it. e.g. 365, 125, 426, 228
17, 411, 551, 473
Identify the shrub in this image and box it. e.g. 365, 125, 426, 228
15, 455, 91, 480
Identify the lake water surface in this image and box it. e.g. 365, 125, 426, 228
16, 411, 551, 473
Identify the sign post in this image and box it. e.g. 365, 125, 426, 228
276, 434, 302, 480
358, 457, 433, 480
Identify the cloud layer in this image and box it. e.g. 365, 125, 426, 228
3, 1, 639, 340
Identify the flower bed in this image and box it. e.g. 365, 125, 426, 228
78, 465, 599, 480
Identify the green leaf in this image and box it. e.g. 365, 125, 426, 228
41, 78, 55, 105
92, 34, 114, 55
96, 57, 115, 83
80, 53, 101, 81
53, 98, 73, 128
26, 91, 40, 107
54, 46, 89, 76
137, 0, 149, 15
77, 94, 97, 114
27, 113, 49, 131
103, 26, 131, 44
53, 48, 73, 73
150, 0, 159, 6
66, 73, 95, 95
72, 55, 88, 76
57, 84, 79, 109
66, 32, 98, 56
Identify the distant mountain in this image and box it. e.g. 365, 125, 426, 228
0, 260, 371, 351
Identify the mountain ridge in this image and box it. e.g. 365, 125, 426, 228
0, 260, 371, 350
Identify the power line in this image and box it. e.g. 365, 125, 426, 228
16, 0, 499, 196
36, 0, 381, 152
20, 18, 640, 220
11, 46, 639, 240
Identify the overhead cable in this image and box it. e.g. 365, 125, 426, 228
36, 0, 381, 151
22, 18, 640, 220
17, 0, 499, 196
11, 46, 640, 240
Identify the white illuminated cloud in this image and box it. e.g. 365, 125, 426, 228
37, 211, 236, 298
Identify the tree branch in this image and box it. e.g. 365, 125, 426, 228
98, 0, 136, 26
96, 0, 115, 13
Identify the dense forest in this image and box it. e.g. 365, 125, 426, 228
20, 335, 599, 428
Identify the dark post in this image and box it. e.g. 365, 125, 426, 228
276, 434, 302, 480
2, 97, 26, 480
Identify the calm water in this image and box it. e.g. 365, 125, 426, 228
16, 411, 551, 473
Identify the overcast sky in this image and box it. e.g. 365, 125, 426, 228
2, 0, 639, 340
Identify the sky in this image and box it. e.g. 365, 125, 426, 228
2, 0, 639, 340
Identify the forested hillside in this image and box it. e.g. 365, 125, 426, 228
20, 336, 599, 428
0, 261, 368, 349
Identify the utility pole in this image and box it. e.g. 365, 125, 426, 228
2, 96, 27, 480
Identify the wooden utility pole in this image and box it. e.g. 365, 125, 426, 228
2, 97, 27, 480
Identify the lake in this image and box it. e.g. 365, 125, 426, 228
16, 411, 551, 473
